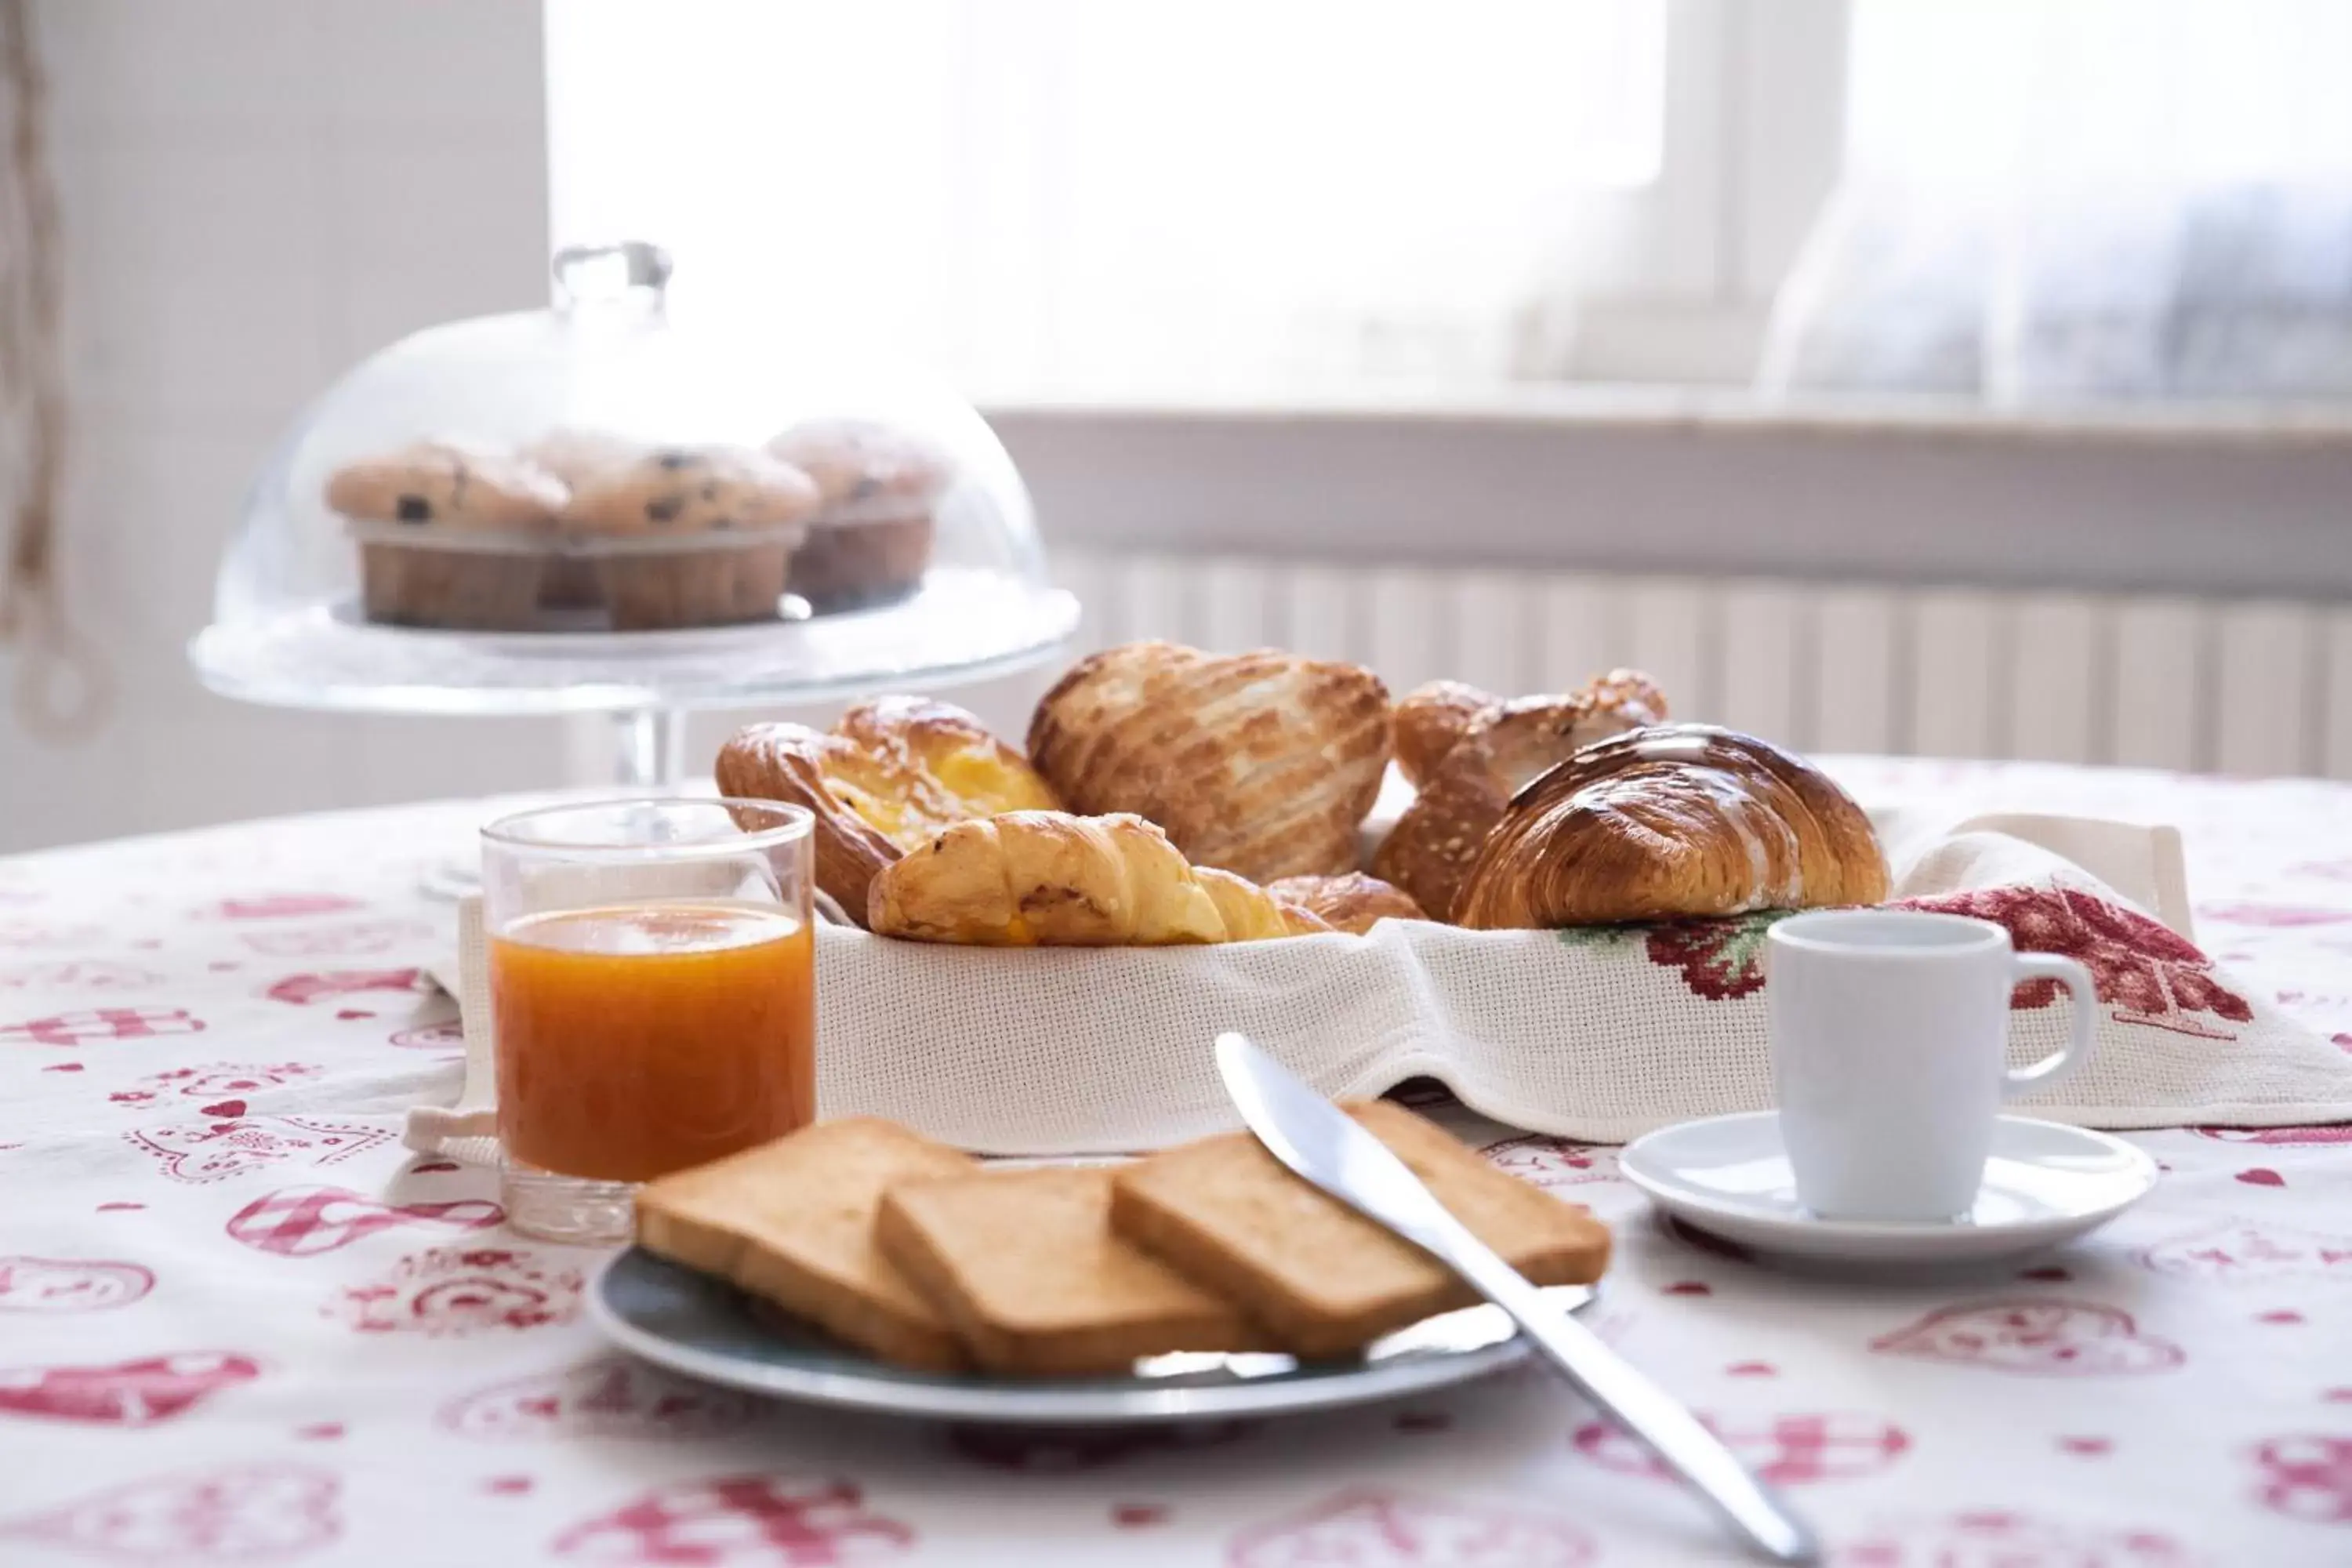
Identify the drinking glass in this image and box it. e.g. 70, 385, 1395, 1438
481, 797, 815, 1244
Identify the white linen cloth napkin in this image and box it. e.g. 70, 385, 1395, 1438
402, 803, 2352, 1163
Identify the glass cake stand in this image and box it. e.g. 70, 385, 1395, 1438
195, 236, 1078, 883
190, 570, 1080, 787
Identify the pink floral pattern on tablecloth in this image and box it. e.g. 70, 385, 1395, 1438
325, 1247, 583, 1336
0, 764, 2347, 1565
0, 1352, 263, 1427
550, 1474, 913, 1565
1572, 1412, 1911, 1485
1869, 1299, 2187, 1377
0, 1463, 342, 1562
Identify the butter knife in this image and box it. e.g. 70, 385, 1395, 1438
1214, 1032, 1820, 1566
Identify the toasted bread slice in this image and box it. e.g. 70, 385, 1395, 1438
635, 1117, 976, 1372
877, 1166, 1263, 1375
1109, 1101, 1610, 1359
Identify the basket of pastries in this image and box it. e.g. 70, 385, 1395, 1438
716, 640, 2339, 1156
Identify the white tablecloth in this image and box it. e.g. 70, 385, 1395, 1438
2, 757, 2348, 1566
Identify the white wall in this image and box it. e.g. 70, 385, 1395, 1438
1, 0, 564, 853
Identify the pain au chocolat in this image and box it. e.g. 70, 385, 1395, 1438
1452, 724, 1888, 928
716, 697, 1061, 926
1025, 641, 1391, 884
1374, 670, 1667, 922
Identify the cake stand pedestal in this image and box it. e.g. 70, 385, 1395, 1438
612, 707, 689, 789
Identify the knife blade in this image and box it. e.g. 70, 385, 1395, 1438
1214, 1031, 1820, 1566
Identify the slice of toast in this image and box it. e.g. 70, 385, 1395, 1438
1109, 1100, 1610, 1359
635, 1116, 977, 1372
877, 1165, 1263, 1376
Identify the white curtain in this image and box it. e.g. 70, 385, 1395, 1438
1765, 0, 2352, 403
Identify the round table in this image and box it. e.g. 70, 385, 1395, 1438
2, 758, 2348, 1566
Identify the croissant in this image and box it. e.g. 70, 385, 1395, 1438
1392, 680, 1498, 790
716, 697, 1062, 926
1453, 724, 1889, 928
869, 811, 1331, 946
1197, 867, 1332, 942
1265, 873, 1427, 935
1374, 670, 1667, 921
1027, 641, 1390, 884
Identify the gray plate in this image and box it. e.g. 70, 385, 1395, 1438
590, 1247, 1597, 1425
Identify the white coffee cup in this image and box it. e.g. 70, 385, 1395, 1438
1765, 908, 2099, 1222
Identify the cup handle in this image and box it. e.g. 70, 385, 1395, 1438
2002, 953, 2100, 1099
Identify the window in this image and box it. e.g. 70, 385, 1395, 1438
549, 1, 2352, 403
546, 0, 1748, 397
1766, 0, 2352, 401
1848, 0, 2352, 183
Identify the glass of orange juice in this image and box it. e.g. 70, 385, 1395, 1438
481, 797, 815, 1244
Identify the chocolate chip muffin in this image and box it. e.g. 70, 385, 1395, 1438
764, 419, 953, 612
564, 445, 821, 630
327, 441, 568, 630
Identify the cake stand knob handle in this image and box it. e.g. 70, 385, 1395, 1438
551, 241, 673, 313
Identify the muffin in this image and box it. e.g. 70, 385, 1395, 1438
565, 445, 821, 630
524, 429, 641, 613
764, 419, 953, 612
327, 441, 568, 630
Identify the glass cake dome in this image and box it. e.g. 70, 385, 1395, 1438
191, 241, 1078, 733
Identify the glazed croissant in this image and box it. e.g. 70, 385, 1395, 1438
1374, 670, 1668, 922
868, 811, 1332, 946
1453, 724, 1889, 928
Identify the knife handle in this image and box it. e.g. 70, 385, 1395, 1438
1443, 1240, 1820, 1566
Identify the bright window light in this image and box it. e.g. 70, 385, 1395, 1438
546, 0, 1666, 395
1848, 0, 2352, 182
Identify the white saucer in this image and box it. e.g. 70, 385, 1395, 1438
1620, 1112, 2159, 1265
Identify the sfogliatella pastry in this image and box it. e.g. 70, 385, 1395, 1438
717, 698, 1061, 926
1453, 724, 1888, 929
1027, 641, 1391, 884
566, 445, 821, 630
869, 811, 1330, 946
328, 441, 569, 630
1265, 872, 1426, 935
1374, 670, 1666, 921
767, 419, 953, 612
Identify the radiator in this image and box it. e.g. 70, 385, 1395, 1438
1051, 550, 2352, 780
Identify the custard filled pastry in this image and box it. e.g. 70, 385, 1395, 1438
1027, 641, 1390, 884
1374, 670, 1666, 922
869, 811, 1330, 946
717, 698, 1061, 926
1265, 873, 1426, 935
1453, 724, 1888, 928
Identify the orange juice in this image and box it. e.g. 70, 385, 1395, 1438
490, 902, 814, 1183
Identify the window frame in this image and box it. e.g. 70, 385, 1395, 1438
1563, 0, 1849, 384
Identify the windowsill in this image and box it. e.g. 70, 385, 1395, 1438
980, 385, 2352, 449
983, 390, 2352, 598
